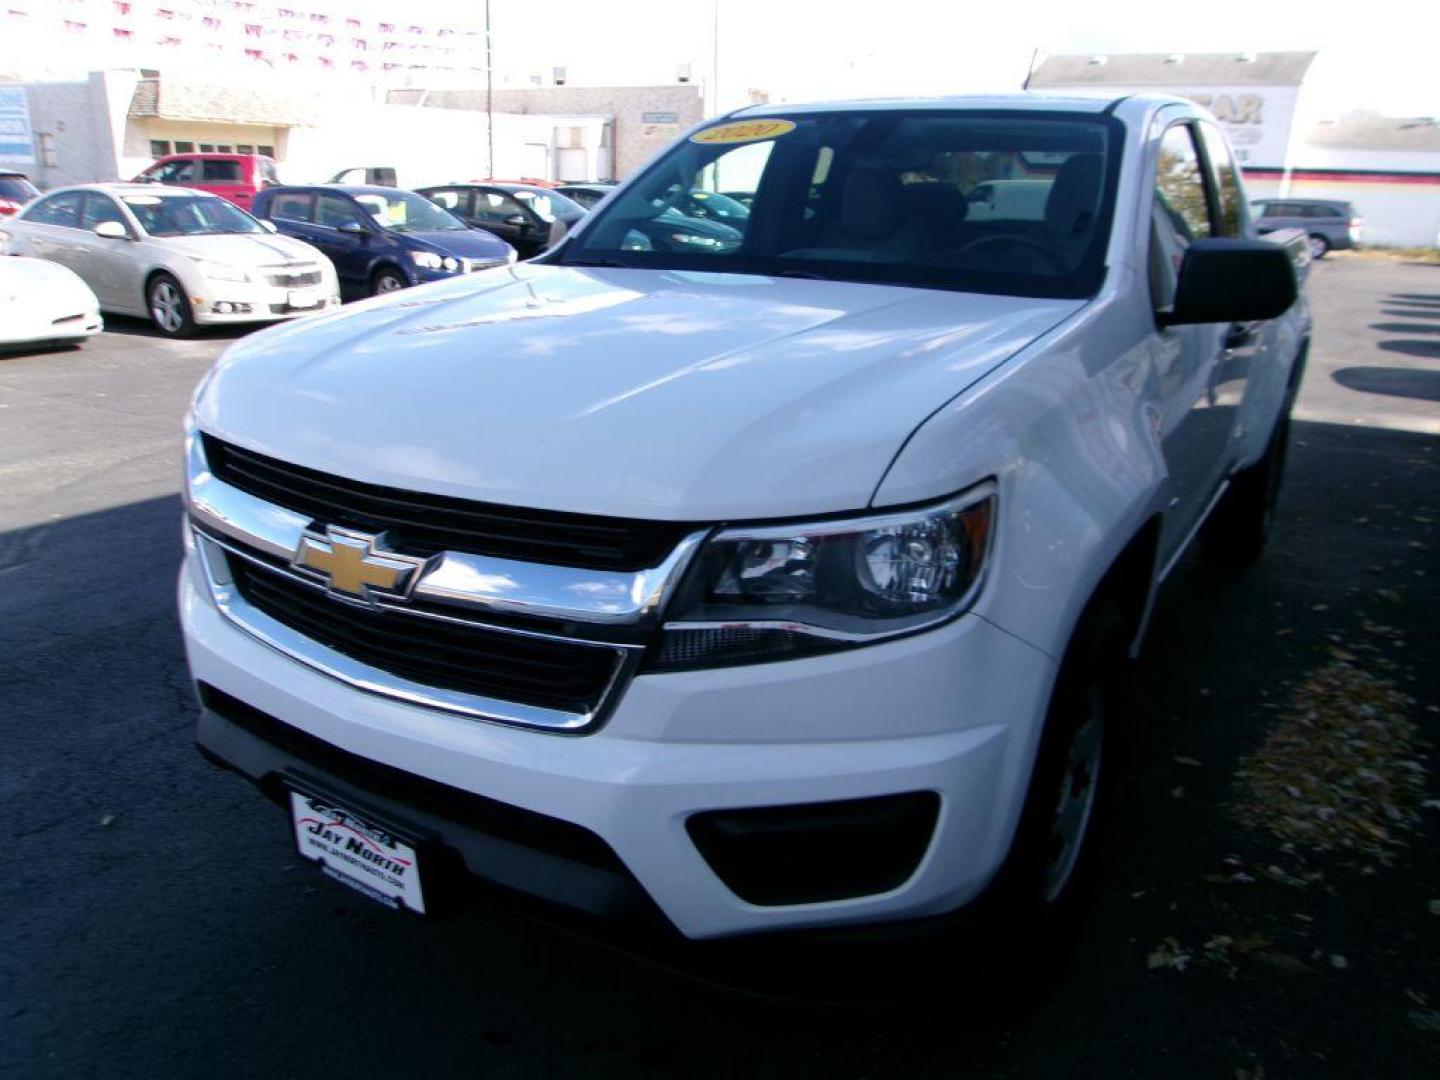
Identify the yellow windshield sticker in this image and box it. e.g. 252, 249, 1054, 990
690, 119, 796, 145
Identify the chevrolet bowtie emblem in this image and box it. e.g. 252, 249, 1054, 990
292, 526, 425, 601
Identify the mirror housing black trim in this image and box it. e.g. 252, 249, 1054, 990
1160, 238, 1298, 326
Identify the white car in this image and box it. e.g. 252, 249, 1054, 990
0, 184, 339, 337
0, 255, 102, 349
182, 95, 1309, 946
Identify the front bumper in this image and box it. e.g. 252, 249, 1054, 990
1, 305, 102, 345
190, 279, 340, 325
181, 545, 1055, 940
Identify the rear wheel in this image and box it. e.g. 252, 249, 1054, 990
147, 273, 196, 338
1307, 233, 1330, 260
370, 266, 407, 296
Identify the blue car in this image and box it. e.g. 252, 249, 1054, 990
252, 185, 516, 298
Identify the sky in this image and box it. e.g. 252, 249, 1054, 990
453, 0, 1438, 119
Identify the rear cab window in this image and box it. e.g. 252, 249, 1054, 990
1150, 122, 1216, 312
202, 159, 244, 184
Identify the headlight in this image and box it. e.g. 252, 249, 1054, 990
410, 250, 449, 270
194, 260, 249, 283
650, 484, 995, 670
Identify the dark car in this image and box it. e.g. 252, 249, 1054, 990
252, 185, 515, 298
0, 170, 40, 217
672, 189, 750, 224
417, 183, 585, 258
553, 183, 612, 210
1251, 198, 1361, 259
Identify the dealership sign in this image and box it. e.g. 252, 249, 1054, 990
0, 87, 37, 166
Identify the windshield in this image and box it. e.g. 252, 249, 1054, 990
561, 111, 1119, 298
0, 175, 39, 201
352, 190, 467, 232
124, 194, 266, 236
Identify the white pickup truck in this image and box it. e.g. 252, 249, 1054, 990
182, 94, 1309, 944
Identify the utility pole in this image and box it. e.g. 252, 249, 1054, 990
485, 0, 495, 179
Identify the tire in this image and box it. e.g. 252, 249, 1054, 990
147, 272, 197, 338
973, 600, 1128, 958
1307, 233, 1330, 260
1201, 406, 1291, 566
370, 266, 408, 296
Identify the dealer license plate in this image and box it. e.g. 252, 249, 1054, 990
290, 791, 426, 914
286, 287, 325, 310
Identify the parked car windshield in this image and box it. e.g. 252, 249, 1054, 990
123, 193, 266, 236
351, 190, 468, 232
561, 111, 1119, 298
0, 175, 39, 201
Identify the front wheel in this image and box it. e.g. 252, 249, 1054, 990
147, 273, 196, 338
1307, 233, 1330, 260
972, 602, 1127, 955
370, 266, 407, 296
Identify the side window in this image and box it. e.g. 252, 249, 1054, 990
151, 160, 197, 184
1150, 123, 1215, 311
81, 194, 127, 231
315, 193, 364, 229
473, 191, 526, 224
1198, 122, 1245, 237
426, 189, 469, 213
202, 159, 243, 183
268, 192, 314, 223
24, 191, 85, 228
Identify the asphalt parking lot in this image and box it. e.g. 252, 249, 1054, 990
2, 260, 1437, 1079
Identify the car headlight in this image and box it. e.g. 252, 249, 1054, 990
650, 483, 995, 670
194, 260, 250, 283
411, 251, 457, 271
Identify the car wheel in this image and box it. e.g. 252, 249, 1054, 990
370, 267, 407, 296
1201, 405, 1291, 566
1307, 233, 1330, 260
971, 600, 1127, 957
147, 272, 196, 338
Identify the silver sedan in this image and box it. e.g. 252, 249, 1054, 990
0, 183, 340, 337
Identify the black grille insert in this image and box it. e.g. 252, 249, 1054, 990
229, 558, 623, 716
198, 683, 628, 873
202, 435, 694, 571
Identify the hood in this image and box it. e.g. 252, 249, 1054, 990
158, 232, 321, 266
0, 256, 96, 306
197, 265, 1083, 521
404, 228, 513, 260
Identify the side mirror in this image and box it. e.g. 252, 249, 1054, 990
336, 220, 370, 236
94, 220, 129, 240
1162, 238, 1297, 326
504, 214, 528, 227
260, 219, 278, 233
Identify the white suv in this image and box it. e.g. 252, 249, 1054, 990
181, 94, 1309, 942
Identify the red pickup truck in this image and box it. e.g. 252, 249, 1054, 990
132, 152, 281, 211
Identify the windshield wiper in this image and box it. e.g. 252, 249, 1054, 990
563, 258, 634, 269
771, 268, 833, 280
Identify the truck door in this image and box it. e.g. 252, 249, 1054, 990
1148, 120, 1236, 565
